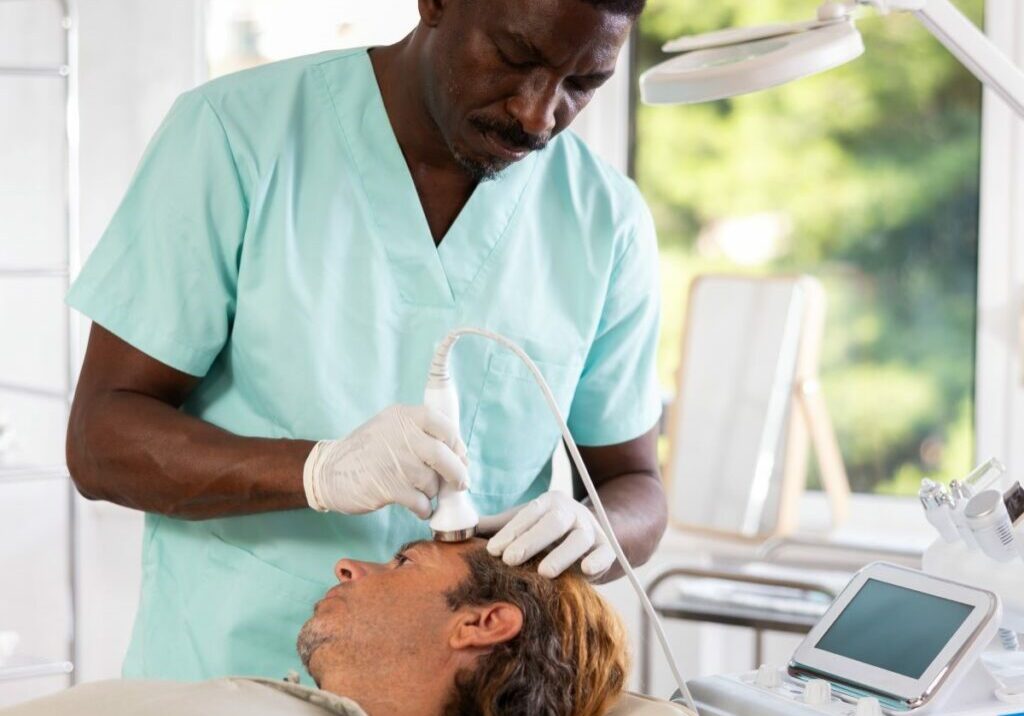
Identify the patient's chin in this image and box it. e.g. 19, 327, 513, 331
297, 615, 334, 679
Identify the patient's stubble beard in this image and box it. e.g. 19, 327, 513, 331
297, 615, 335, 685
297, 599, 441, 701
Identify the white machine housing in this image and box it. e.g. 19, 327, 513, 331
687, 663, 1003, 716
789, 562, 1000, 712
687, 562, 1006, 716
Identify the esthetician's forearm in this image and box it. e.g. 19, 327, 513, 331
586, 471, 668, 583
67, 324, 313, 519
575, 426, 668, 583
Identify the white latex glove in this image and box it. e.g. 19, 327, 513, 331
479, 491, 615, 579
303, 405, 468, 520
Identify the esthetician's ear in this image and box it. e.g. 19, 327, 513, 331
418, 0, 452, 28
449, 602, 523, 650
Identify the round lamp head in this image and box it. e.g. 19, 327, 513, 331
640, 21, 865, 105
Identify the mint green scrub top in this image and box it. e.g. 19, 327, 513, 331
67, 49, 661, 682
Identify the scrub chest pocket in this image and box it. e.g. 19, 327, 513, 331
468, 352, 579, 497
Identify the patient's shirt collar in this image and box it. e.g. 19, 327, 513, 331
243, 677, 368, 715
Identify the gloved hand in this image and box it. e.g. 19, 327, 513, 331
303, 405, 468, 520
479, 491, 615, 580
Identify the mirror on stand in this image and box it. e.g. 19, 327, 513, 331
663, 274, 849, 540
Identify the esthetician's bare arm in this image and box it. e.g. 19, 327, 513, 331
574, 426, 668, 582
66, 324, 312, 519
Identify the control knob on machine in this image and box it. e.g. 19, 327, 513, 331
804, 679, 833, 707
855, 697, 884, 716
754, 664, 782, 689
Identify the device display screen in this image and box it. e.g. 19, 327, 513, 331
815, 579, 974, 679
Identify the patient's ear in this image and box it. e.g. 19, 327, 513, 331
449, 602, 523, 650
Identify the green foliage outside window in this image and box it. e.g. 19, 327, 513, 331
633, 0, 982, 494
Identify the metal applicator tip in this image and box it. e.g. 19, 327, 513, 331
432, 527, 477, 543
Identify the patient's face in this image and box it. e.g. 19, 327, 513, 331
297, 538, 482, 687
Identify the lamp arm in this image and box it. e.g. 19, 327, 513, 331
874, 0, 1024, 118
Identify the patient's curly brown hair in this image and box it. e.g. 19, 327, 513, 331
442, 547, 629, 716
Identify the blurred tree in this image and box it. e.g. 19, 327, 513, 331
635, 0, 982, 493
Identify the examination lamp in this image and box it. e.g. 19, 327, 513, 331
639, 0, 1024, 120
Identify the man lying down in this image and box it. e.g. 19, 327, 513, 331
4, 538, 633, 716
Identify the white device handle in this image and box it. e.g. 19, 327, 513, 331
430, 327, 700, 714
425, 375, 480, 540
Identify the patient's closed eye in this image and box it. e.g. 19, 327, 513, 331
394, 553, 411, 567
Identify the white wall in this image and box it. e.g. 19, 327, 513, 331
1, 0, 207, 704
1, 0, 75, 706
72, 0, 205, 684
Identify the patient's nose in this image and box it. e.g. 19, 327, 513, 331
334, 558, 379, 582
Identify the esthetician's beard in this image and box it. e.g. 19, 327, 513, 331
452, 114, 549, 182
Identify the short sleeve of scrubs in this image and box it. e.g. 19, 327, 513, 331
67, 89, 246, 377
567, 197, 662, 446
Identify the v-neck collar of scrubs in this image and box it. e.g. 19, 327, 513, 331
323, 49, 540, 307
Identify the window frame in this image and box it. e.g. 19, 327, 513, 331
975, 0, 1024, 484
614, 2, 1019, 541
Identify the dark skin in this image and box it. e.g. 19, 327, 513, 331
374, 0, 629, 242
66, 0, 667, 582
